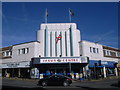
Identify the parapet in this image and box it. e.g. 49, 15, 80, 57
40, 23, 77, 30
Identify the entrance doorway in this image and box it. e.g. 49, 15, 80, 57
48, 68, 67, 75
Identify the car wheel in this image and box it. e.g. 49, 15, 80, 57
63, 81, 69, 87
42, 81, 47, 86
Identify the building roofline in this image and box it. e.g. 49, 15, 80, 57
79, 40, 119, 50
1, 41, 40, 49
79, 40, 102, 45
13, 41, 40, 46
0, 46, 13, 51
103, 45, 120, 51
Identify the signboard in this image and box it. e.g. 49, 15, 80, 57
40, 58, 80, 63
39, 56, 88, 64
7, 63, 20, 68
1, 61, 30, 68
101, 61, 108, 65
32, 56, 89, 64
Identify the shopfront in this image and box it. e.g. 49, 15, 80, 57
88, 60, 117, 79
31, 56, 89, 79
2, 61, 31, 78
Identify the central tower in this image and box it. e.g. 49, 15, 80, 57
37, 23, 81, 57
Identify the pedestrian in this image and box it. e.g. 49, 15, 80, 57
50, 71, 53, 75
79, 73, 83, 81
87, 71, 91, 81
91, 71, 94, 79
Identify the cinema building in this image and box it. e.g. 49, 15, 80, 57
0, 23, 119, 79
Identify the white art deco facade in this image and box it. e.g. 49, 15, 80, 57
0, 23, 119, 79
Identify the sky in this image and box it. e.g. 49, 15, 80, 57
2, 2, 119, 48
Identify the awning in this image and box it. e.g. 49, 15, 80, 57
89, 60, 100, 68
101, 61, 116, 68
89, 60, 116, 68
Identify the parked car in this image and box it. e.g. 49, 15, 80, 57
37, 75, 72, 87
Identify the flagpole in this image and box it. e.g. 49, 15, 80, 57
69, 8, 71, 23
45, 15, 47, 24
45, 8, 48, 24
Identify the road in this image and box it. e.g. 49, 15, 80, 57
1, 77, 120, 90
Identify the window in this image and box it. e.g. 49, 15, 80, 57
25, 48, 29, 54
18, 48, 29, 55
22, 48, 25, 54
107, 51, 110, 56
10, 51, 12, 55
27, 48, 29, 53
6, 51, 9, 56
103, 49, 118, 57
110, 51, 116, 57
103, 50, 106, 55
96, 48, 99, 53
105, 50, 111, 56
117, 52, 120, 57
90, 47, 99, 53
18, 49, 20, 54
93, 48, 96, 53
90, 47, 92, 52
2, 52, 6, 57
2, 51, 12, 57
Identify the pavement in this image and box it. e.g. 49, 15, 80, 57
2, 75, 119, 82
1, 76, 120, 90
72, 76, 119, 82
